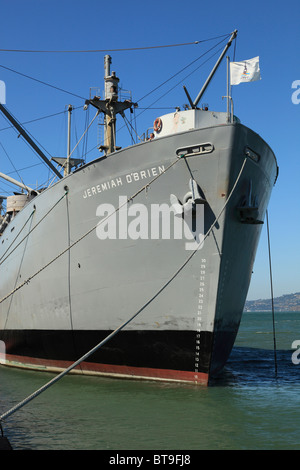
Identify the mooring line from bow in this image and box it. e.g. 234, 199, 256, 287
266, 209, 278, 378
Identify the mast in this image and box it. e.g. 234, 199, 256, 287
193, 29, 237, 107
104, 55, 117, 154
0, 103, 62, 180
87, 55, 137, 155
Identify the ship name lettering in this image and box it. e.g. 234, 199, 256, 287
83, 177, 123, 198
125, 166, 165, 183
82, 165, 165, 199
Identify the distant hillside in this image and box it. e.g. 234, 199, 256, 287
245, 292, 300, 312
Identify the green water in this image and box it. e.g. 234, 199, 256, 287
1, 312, 300, 450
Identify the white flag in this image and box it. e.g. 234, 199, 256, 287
230, 56, 261, 85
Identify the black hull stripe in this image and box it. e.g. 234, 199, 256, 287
0, 329, 213, 375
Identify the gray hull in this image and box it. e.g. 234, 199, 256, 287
0, 122, 277, 384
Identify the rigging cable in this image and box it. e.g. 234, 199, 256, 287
266, 209, 278, 378
0, 106, 82, 133
64, 110, 99, 164
136, 43, 226, 120
0, 108, 54, 161
0, 142, 28, 189
0, 34, 231, 53
136, 35, 230, 105
0, 35, 232, 105
0, 64, 86, 101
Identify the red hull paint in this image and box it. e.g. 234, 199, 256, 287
3, 353, 209, 385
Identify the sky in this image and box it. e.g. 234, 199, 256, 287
0, 0, 299, 301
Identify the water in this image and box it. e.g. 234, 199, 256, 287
1, 311, 300, 450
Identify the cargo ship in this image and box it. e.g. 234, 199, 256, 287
0, 31, 278, 384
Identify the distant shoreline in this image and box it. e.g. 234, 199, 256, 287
245, 292, 300, 312
244, 309, 300, 313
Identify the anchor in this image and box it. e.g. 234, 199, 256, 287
170, 178, 206, 217
237, 180, 263, 224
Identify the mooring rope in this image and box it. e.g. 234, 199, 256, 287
0, 157, 247, 424
266, 209, 278, 378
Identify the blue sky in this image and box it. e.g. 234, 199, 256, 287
0, 0, 299, 301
